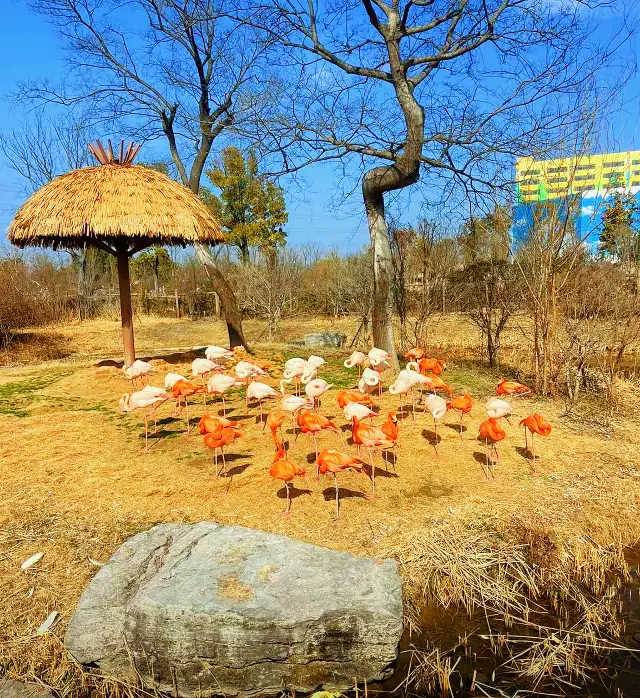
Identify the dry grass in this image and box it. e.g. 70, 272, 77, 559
1, 316, 639, 696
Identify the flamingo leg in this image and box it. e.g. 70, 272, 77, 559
185, 398, 191, 433
283, 482, 291, 515
368, 447, 375, 497
202, 377, 207, 405
433, 418, 440, 457
222, 395, 227, 417
459, 413, 464, 440
220, 448, 227, 477
259, 401, 264, 426
383, 449, 388, 471
484, 439, 490, 480
411, 389, 416, 422
143, 409, 149, 453
214, 449, 219, 476
524, 426, 529, 453
153, 409, 158, 435
314, 434, 319, 477
334, 473, 340, 521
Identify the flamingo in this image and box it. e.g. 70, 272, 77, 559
304, 378, 332, 410
336, 390, 375, 409
389, 367, 430, 420
415, 357, 447, 376
279, 393, 313, 435
122, 360, 154, 389
447, 393, 473, 439
380, 411, 399, 470
519, 414, 552, 474
198, 413, 240, 434
317, 449, 371, 520
270, 447, 307, 516
203, 426, 242, 477
119, 386, 170, 453
351, 416, 394, 497
236, 361, 268, 405
343, 401, 377, 424
478, 418, 506, 479
164, 372, 186, 414
192, 358, 222, 403
344, 351, 367, 377
359, 367, 381, 396
266, 409, 289, 450
207, 374, 242, 416
424, 393, 447, 457
171, 379, 204, 433
296, 408, 341, 472
300, 356, 326, 385
283, 358, 307, 394
205, 345, 234, 362
485, 397, 513, 425
497, 377, 532, 397
404, 346, 425, 361
367, 347, 392, 369
247, 381, 280, 426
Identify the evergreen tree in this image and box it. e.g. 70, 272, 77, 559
599, 192, 639, 260
205, 148, 287, 264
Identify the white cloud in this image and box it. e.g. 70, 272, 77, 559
581, 204, 595, 216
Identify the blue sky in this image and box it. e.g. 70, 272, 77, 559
1, 0, 639, 257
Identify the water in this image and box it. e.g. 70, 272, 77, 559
369, 547, 640, 697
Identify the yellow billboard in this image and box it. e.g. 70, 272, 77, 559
515, 150, 640, 203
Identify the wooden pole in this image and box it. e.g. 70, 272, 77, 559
116, 247, 136, 367
175, 288, 180, 318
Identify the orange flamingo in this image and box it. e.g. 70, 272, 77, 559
381, 411, 399, 470
478, 418, 506, 479
296, 409, 341, 472
270, 447, 306, 516
317, 449, 371, 519
519, 414, 552, 474
417, 357, 447, 376
203, 426, 242, 477
336, 390, 375, 409
171, 379, 205, 433
198, 414, 240, 434
447, 393, 473, 438
426, 374, 454, 398
497, 377, 532, 397
351, 416, 394, 497
266, 409, 288, 450
404, 346, 425, 361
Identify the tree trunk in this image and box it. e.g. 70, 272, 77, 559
116, 246, 135, 367
194, 244, 249, 350
364, 186, 398, 368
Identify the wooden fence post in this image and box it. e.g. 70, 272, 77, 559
174, 289, 180, 318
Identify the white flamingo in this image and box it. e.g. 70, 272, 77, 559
207, 374, 242, 416
247, 381, 280, 426
359, 367, 381, 396
343, 401, 377, 424
368, 347, 392, 369
205, 345, 234, 362
119, 387, 170, 453
424, 393, 447, 457
236, 361, 269, 405
279, 388, 313, 435
122, 360, 154, 389
304, 378, 332, 410
192, 358, 223, 404
389, 367, 430, 420
344, 350, 367, 377
485, 397, 513, 425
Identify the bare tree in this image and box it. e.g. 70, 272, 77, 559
24, 0, 276, 348
245, 0, 629, 366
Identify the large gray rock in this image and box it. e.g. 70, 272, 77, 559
65, 523, 402, 697
303, 332, 346, 348
0, 679, 54, 698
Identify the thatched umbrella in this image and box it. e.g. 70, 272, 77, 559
8, 141, 225, 366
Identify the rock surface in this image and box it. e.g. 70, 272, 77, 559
0, 679, 55, 698
303, 332, 346, 348
65, 522, 403, 697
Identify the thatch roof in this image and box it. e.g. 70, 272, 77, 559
8, 164, 225, 251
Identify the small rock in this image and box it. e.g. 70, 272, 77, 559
0, 679, 55, 698
65, 523, 402, 698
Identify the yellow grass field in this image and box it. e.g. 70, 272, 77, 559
1, 315, 639, 693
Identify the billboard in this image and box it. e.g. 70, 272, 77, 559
512, 150, 640, 247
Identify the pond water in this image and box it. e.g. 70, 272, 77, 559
369, 546, 640, 697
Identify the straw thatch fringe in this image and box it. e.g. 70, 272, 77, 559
8, 165, 225, 250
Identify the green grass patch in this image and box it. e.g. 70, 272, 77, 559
0, 369, 76, 417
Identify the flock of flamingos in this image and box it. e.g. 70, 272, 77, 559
118, 345, 552, 519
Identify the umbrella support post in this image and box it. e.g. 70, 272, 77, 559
116, 246, 136, 367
